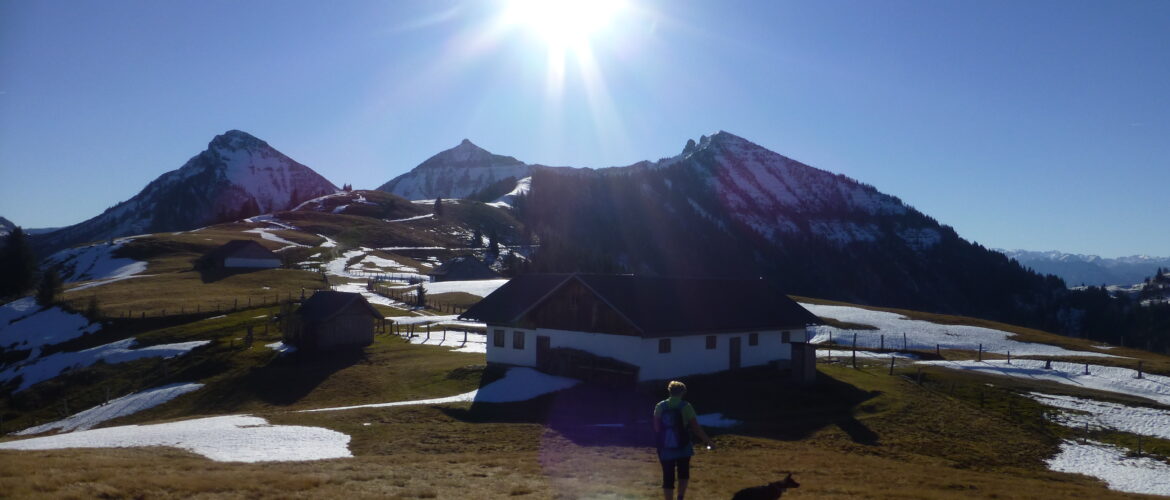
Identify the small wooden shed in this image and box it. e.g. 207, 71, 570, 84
285, 291, 382, 351
200, 240, 281, 270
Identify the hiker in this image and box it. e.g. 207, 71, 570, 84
653, 380, 712, 500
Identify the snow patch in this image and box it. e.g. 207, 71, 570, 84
917, 359, 1170, 406
302, 367, 579, 413
0, 415, 351, 463
424, 279, 509, 298
0, 298, 101, 358
1026, 393, 1170, 440
0, 338, 210, 392
804, 303, 1117, 359
16, 383, 204, 435
1046, 440, 1170, 496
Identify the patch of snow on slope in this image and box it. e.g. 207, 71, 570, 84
0, 415, 351, 463
803, 303, 1116, 359
15, 383, 204, 435
424, 279, 509, 298
243, 228, 305, 248
0, 338, 210, 392
0, 298, 101, 357
488, 176, 532, 208
387, 213, 434, 223
1025, 393, 1170, 440
1046, 440, 1170, 496
916, 359, 1170, 406
45, 240, 147, 285
816, 349, 919, 360
302, 367, 579, 413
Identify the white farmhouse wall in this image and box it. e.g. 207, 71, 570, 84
485, 325, 815, 382
225, 257, 281, 269
485, 327, 536, 366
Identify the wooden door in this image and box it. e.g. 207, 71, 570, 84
729, 337, 741, 370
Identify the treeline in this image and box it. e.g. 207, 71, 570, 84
512, 164, 1170, 353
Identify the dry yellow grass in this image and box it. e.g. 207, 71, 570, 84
0, 363, 1146, 499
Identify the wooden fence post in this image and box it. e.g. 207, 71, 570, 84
880, 334, 884, 352
888, 356, 895, 375
851, 333, 857, 369
978, 344, 982, 362
1137, 361, 1144, 379
902, 332, 907, 351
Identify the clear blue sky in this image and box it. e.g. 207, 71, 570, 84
1, 0, 1167, 257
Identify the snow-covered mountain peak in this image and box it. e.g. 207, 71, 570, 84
378, 139, 532, 199
35, 132, 337, 254
416, 139, 525, 170
208, 130, 267, 153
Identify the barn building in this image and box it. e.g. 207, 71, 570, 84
284, 291, 383, 351
428, 256, 502, 282
460, 274, 822, 384
200, 240, 281, 270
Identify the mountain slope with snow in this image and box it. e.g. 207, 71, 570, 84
377, 139, 532, 200
34, 130, 337, 254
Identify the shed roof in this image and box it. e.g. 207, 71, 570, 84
460, 274, 821, 336
298, 291, 383, 322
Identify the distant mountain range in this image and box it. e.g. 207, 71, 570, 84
999, 250, 1170, 287
375, 131, 1066, 325
32, 130, 337, 253
26, 128, 1160, 338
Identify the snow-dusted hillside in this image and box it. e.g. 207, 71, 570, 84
34, 130, 338, 253
377, 139, 532, 200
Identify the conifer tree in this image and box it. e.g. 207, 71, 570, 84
36, 268, 62, 307
488, 230, 500, 256
434, 197, 444, 217
470, 227, 483, 248
0, 227, 37, 298
416, 283, 426, 308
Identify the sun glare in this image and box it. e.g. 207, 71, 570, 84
504, 0, 625, 49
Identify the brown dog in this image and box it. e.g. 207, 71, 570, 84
731, 473, 800, 500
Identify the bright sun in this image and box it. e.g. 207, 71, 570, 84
503, 0, 625, 49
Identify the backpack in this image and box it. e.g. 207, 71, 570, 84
657, 402, 691, 450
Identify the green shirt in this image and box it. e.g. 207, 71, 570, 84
654, 396, 697, 425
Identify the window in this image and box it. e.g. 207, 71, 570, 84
706, 335, 716, 350
513, 331, 525, 349
749, 333, 759, 346
781, 331, 791, 343
659, 338, 671, 354
493, 329, 505, 348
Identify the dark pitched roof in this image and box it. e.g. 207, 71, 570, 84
461, 274, 822, 336
203, 239, 279, 261
298, 291, 383, 322
460, 274, 573, 324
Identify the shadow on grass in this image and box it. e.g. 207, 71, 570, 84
192, 348, 368, 410
441, 366, 882, 448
